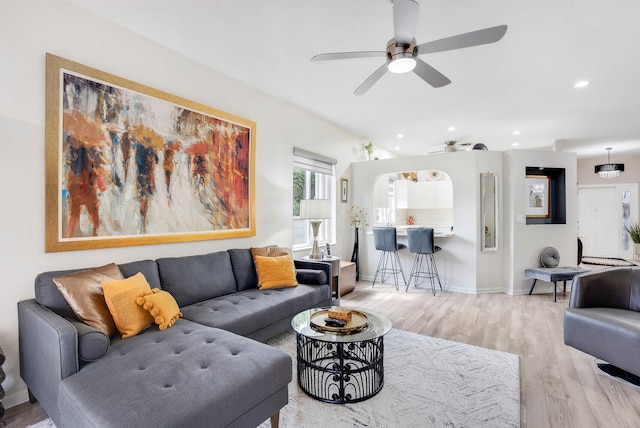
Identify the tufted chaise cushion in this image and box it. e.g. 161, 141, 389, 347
58, 319, 292, 428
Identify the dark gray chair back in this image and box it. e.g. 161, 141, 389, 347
407, 228, 436, 254
373, 227, 398, 252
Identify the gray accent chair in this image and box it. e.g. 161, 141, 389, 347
19, 249, 332, 428
564, 266, 640, 380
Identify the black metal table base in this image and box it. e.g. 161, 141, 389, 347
295, 333, 384, 404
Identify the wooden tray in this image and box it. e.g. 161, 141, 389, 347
310, 309, 368, 334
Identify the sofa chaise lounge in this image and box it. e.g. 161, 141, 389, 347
18, 248, 332, 427
564, 266, 640, 381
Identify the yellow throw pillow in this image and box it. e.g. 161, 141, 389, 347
101, 272, 154, 339
53, 263, 124, 337
254, 255, 299, 289
136, 289, 183, 331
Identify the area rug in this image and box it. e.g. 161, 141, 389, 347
258, 329, 519, 428
581, 256, 636, 267
28, 329, 520, 428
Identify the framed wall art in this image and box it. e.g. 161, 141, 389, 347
525, 175, 550, 218
340, 178, 348, 203
45, 54, 256, 252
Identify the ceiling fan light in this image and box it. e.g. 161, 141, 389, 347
388, 57, 416, 73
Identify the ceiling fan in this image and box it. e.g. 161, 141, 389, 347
311, 0, 507, 95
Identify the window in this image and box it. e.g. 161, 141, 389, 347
292, 148, 336, 250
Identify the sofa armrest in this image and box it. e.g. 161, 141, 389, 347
18, 299, 79, 422
569, 268, 632, 309
294, 260, 331, 284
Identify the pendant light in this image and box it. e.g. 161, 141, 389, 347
595, 148, 624, 179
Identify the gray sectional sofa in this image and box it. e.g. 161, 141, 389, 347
18, 248, 332, 428
564, 266, 640, 379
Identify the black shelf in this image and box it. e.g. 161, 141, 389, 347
525, 166, 566, 225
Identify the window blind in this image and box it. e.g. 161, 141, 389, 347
293, 147, 336, 176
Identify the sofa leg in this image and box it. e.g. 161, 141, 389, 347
270, 411, 280, 428
28, 389, 37, 404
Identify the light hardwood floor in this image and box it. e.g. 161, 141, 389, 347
6, 281, 640, 427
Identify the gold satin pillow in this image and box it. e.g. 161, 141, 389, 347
101, 273, 154, 339
136, 289, 183, 331
53, 263, 124, 337
253, 255, 298, 289
250, 246, 291, 261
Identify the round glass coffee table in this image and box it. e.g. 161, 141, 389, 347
291, 307, 392, 404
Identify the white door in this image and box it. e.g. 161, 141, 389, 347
578, 187, 618, 257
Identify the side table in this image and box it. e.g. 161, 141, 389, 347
302, 255, 341, 300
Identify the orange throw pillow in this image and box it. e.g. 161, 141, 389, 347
136, 289, 183, 331
253, 255, 299, 289
101, 273, 154, 339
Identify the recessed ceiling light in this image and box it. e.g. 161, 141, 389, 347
574, 80, 590, 88
397, 133, 404, 138
448, 126, 456, 131
512, 142, 519, 146
512, 130, 521, 135
395, 146, 401, 150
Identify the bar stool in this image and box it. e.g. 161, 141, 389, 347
406, 227, 442, 295
372, 227, 407, 290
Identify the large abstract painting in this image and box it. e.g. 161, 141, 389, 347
45, 54, 255, 252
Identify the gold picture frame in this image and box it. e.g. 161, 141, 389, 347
525, 175, 550, 218
45, 54, 256, 252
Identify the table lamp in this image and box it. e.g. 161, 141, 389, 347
299, 199, 331, 259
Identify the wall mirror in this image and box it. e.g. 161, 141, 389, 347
481, 173, 498, 251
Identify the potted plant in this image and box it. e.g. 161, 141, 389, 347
361, 142, 373, 161
625, 222, 640, 259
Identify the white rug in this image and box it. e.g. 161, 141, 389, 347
28, 329, 519, 428
258, 329, 519, 428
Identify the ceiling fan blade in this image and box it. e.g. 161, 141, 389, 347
417, 25, 508, 54
354, 63, 388, 95
311, 51, 385, 61
413, 58, 451, 88
393, 0, 419, 44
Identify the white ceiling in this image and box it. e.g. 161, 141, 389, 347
66, 0, 640, 160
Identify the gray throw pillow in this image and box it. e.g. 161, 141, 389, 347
540, 247, 560, 268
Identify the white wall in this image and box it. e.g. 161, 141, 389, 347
503, 150, 578, 295
0, 0, 367, 407
349, 151, 504, 294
